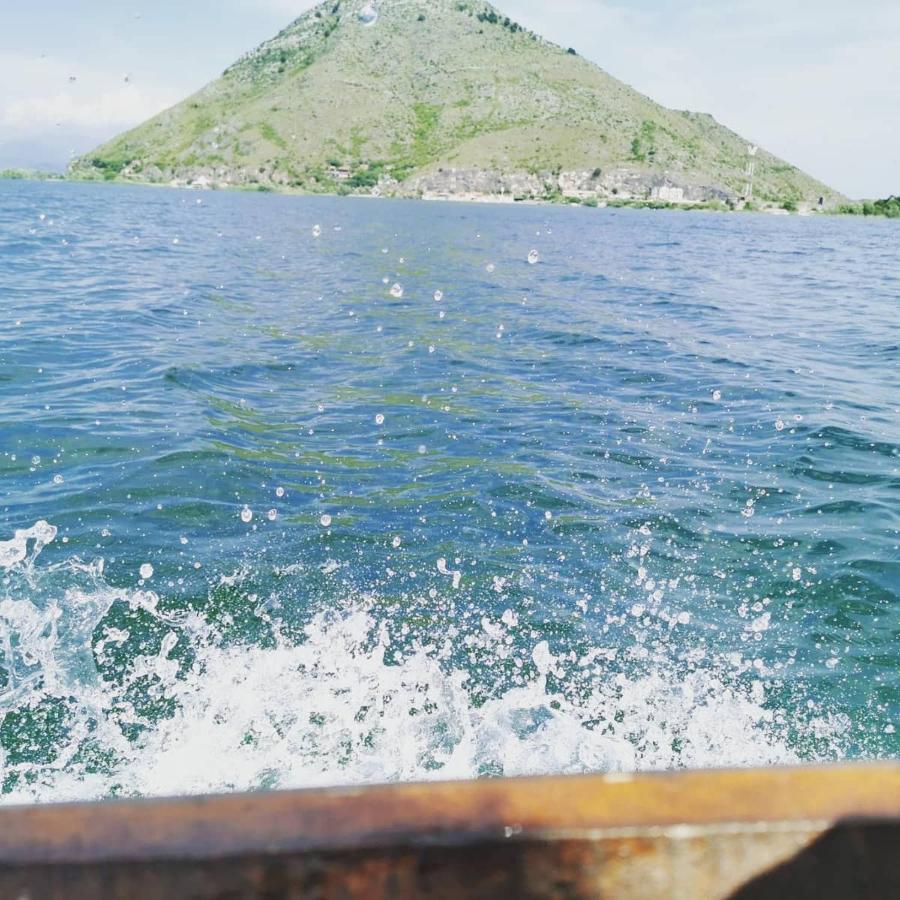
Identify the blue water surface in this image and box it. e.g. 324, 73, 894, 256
0, 180, 897, 801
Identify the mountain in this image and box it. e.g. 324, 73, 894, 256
70, 0, 841, 208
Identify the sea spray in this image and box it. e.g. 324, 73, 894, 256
1, 520, 832, 806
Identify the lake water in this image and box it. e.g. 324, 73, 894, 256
0, 180, 897, 804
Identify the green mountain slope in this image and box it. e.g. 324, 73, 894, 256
70, 0, 841, 206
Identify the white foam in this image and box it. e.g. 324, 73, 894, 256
0, 521, 827, 806
0, 520, 57, 570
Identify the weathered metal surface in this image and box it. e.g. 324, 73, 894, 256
0, 765, 897, 898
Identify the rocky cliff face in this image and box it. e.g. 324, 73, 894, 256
407, 168, 733, 205
70, 0, 841, 207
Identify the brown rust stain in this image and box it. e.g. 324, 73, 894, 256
3, 764, 899, 863
0, 830, 898, 899
0, 765, 897, 898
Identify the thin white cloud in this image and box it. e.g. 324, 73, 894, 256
0, 50, 180, 170
0, 52, 177, 135
2, 87, 175, 131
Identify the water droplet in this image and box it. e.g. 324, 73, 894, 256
389, 283, 404, 298
240, 506, 253, 524
52, 474, 64, 485
544, 510, 553, 521
375, 413, 385, 425
527, 249, 540, 265
312, 224, 321, 237
486, 263, 496, 274
31, 455, 41, 467
276, 486, 285, 498
392, 536, 402, 548
139, 563, 154, 580
319, 514, 333, 528
775, 418, 785, 432
433, 290, 443, 302
437, 558, 462, 589
532, 641, 555, 675
418, 445, 427, 455
267, 509, 278, 522
712, 390, 722, 401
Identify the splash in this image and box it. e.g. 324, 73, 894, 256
358, 3, 378, 27
0, 522, 832, 806
0, 521, 57, 570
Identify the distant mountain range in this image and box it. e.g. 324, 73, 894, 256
69, 0, 841, 208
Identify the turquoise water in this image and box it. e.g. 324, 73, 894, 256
0, 180, 897, 803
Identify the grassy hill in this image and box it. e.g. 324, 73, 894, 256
70, 0, 841, 207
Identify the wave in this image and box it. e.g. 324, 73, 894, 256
0, 521, 838, 806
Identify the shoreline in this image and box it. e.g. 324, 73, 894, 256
2, 170, 892, 219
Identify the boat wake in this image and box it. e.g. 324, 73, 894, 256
1, 522, 840, 805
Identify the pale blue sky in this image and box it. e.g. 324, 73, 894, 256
1, 0, 897, 198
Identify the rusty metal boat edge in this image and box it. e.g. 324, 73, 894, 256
0, 763, 898, 898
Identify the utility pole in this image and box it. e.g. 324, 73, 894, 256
744, 145, 758, 200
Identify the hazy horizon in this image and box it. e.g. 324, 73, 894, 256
1, 0, 897, 199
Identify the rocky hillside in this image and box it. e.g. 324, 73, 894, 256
70, 0, 841, 206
